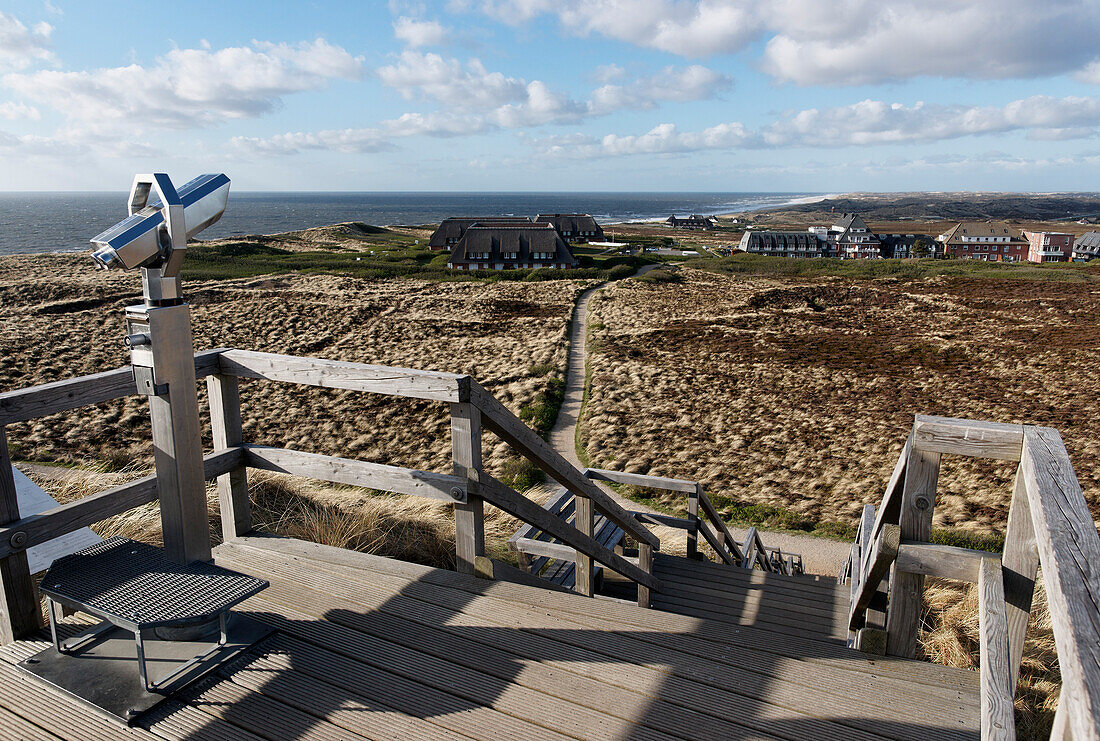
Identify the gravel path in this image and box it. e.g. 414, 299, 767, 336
547, 267, 850, 576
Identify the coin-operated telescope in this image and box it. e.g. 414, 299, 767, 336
88, 173, 230, 564
90, 173, 230, 304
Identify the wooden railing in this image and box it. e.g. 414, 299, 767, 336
0, 349, 662, 642
586, 468, 802, 575
839, 415, 1100, 741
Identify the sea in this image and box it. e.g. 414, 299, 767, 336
0, 191, 826, 257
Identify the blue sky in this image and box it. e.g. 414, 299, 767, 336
1, 0, 1099, 191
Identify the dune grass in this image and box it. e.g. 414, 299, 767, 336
686, 252, 1100, 282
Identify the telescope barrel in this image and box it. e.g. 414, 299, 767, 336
90, 173, 230, 270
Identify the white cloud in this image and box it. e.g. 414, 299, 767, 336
471, 0, 1100, 85
537, 95, 1100, 157
230, 128, 395, 156
1077, 60, 1100, 84
588, 65, 729, 115
377, 51, 527, 109
0, 101, 39, 120
3, 38, 364, 132
478, 0, 758, 56
760, 0, 1100, 86
393, 16, 449, 47
0, 12, 54, 72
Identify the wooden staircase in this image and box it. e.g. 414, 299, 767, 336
649, 553, 848, 644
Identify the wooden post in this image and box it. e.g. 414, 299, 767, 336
133, 304, 211, 563
637, 542, 653, 608
978, 557, 1016, 741
573, 492, 594, 596
207, 374, 250, 542
856, 503, 888, 654
686, 486, 699, 560
886, 446, 940, 658
0, 429, 40, 643
451, 402, 484, 575
1002, 463, 1038, 695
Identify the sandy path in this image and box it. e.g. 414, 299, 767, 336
548, 267, 850, 576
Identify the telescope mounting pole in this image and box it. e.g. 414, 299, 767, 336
124, 175, 211, 564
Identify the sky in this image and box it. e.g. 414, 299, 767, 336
1, 0, 1100, 192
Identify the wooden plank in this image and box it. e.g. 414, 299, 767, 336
0, 448, 241, 561
207, 374, 250, 541
978, 556, 1016, 741
697, 487, 744, 562
217, 539, 980, 739
243, 445, 465, 503
1020, 426, 1100, 741
1002, 463, 1039, 695
470, 382, 658, 549
630, 511, 693, 530
912, 415, 1023, 462
895, 541, 994, 583
698, 518, 736, 566
637, 542, 653, 607
583, 467, 697, 493
849, 524, 901, 631
450, 402, 484, 576
476, 473, 660, 591
218, 348, 467, 403
472, 556, 573, 593
0, 429, 38, 643
886, 447, 940, 658
686, 487, 699, 559
869, 432, 913, 543
574, 490, 594, 596
218, 535, 983, 693
511, 537, 576, 561
0, 350, 222, 426
509, 488, 572, 545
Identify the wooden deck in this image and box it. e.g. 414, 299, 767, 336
0, 535, 981, 741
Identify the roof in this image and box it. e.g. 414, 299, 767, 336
666, 214, 715, 226
1075, 231, 1100, 251
743, 231, 823, 248
831, 213, 867, 231
939, 221, 1027, 244
534, 214, 604, 236
448, 223, 576, 265
429, 217, 533, 248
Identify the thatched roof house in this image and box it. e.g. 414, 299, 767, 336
447, 223, 578, 271
534, 214, 605, 243
428, 217, 534, 251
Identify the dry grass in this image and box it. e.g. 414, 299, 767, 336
33, 464, 533, 570
922, 579, 1060, 740
0, 254, 586, 480
583, 267, 1100, 533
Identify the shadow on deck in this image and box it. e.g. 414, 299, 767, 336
0, 535, 980, 741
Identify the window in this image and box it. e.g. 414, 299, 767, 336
503, 252, 518, 260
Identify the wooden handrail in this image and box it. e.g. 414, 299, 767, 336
0, 349, 224, 426
844, 416, 1100, 739
217, 349, 470, 403
470, 383, 659, 550
848, 523, 900, 631
0, 447, 242, 560
243, 445, 469, 503
1020, 427, 1100, 741
476, 472, 660, 592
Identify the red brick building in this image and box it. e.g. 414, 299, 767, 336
1023, 231, 1073, 263
937, 222, 1029, 261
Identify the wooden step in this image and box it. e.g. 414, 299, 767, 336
650, 553, 849, 643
